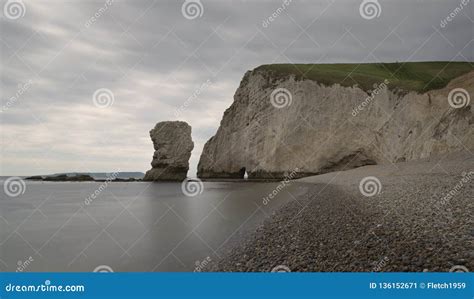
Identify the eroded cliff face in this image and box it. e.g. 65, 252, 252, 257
143, 121, 194, 181
198, 68, 473, 179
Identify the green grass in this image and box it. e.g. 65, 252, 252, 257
255, 62, 474, 93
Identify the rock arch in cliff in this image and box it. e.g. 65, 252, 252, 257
198, 64, 474, 179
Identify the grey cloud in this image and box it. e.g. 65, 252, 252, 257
1, 0, 472, 176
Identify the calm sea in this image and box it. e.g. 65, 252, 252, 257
0, 180, 306, 272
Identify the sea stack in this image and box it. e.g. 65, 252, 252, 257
143, 121, 194, 181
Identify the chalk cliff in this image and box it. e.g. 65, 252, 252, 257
198, 63, 473, 179
143, 121, 194, 181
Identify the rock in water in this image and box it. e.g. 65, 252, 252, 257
198, 64, 474, 179
143, 121, 194, 181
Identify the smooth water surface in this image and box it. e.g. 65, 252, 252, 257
0, 180, 306, 272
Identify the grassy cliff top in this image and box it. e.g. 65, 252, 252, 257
255, 62, 473, 93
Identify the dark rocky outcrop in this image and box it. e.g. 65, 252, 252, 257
25, 174, 95, 181
25, 175, 44, 180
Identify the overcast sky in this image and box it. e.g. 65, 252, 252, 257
0, 0, 472, 176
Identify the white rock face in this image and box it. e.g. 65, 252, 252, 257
198, 69, 473, 179
143, 121, 194, 181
